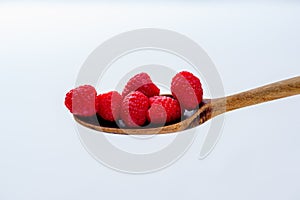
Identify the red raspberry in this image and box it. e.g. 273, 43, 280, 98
96, 91, 122, 122
64, 85, 97, 116
171, 71, 203, 110
147, 96, 181, 124
121, 91, 149, 127
122, 72, 160, 98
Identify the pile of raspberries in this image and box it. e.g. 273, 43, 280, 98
65, 71, 203, 127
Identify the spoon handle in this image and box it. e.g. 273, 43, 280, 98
211, 76, 300, 117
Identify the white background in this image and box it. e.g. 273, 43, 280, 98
0, 1, 300, 200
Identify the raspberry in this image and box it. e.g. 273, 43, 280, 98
120, 91, 149, 127
122, 72, 160, 98
64, 85, 97, 116
96, 91, 122, 122
171, 71, 203, 110
147, 96, 181, 124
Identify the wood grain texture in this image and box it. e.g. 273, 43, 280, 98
74, 76, 300, 135
212, 76, 300, 116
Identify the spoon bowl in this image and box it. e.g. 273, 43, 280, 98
74, 76, 300, 135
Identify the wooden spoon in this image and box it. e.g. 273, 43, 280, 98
74, 76, 300, 135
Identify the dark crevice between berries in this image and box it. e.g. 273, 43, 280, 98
75, 114, 119, 128
76, 114, 184, 129
75, 108, 200, 129
75, 100, 204, 129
